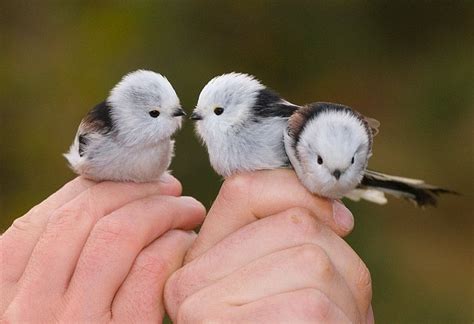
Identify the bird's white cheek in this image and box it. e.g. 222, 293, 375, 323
195, 121, 207, 140
174, 116, 183, 130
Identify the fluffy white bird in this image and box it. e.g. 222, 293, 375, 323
191, 72, 298, 177
193, 72, 453, 206
64, 70, 185, 182
284, 102, 453, 206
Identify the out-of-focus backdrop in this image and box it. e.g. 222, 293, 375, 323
1, 2, 472, 322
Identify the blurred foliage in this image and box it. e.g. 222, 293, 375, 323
1, 1, 473, 322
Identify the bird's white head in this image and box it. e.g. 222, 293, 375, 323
286, 103, 373, 198
108, 70, 184, 146
191, 72, 265, 140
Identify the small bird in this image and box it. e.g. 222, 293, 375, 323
193, 72, 453, 206
284, 102, 454, 206
64, 70, 185, 182
191, 72, 298, 177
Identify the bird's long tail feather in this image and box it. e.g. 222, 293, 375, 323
345, 169, 457, 207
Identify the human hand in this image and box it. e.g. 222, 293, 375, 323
165, 170, 373, 323
0, 174, 206, 323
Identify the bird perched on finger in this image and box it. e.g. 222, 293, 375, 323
191, 72, 299, 177
284, 102, 455, 206
64, 70, 186, 182
193, 72, 454, 207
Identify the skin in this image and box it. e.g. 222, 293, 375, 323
0, 170, 373, 323
0, 174, 206, 323
165, 170, 374, 323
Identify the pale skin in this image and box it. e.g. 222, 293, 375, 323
0, 170, 373, 323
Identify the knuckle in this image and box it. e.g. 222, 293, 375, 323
48, 203, 90, 231
24, 204, 42, 219
134, 251, 170, 278
299, 288, 333, 320
91, 217, 138, 246
297, 244, 334, 281
164, 267, 196, 314
176, 294, 205, 323
281, 207, 321, 235
10, 215, 38, 234
220, 173, 253, 201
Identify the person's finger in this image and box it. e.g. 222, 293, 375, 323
13, 178, 183, 300
182, 244, 359, 321
0, 174, 180, 285
224, 289, 352, 324
167, 208, 370, 319
112, 230, 196, 323
65, 196, 205, 315
0, 177, 96, 283
185, 169, 353, 263
367, 304, 375, 324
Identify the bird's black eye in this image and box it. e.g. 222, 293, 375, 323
214, 107, 224, 115
149, 110, 160, 118
351, 156, 355, 164
317, 156, 323, 165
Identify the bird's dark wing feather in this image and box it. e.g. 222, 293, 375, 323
359, 169, 458, 207
77, 101, 114, 156
254, 88, 298, 119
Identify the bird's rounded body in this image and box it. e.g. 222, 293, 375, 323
198, 116, 289, 177
192, 72, 297, 178
285, 102, 374, 199
64, 70, 184, 182
65, 134, 173, 182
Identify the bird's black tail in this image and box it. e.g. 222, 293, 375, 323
354, 169, 457, 207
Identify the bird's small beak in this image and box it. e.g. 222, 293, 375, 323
190, 112, 203, 121
172, 108, 186, 117
333, 169, 342, 180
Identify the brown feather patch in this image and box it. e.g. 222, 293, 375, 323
287, 105, 315, 139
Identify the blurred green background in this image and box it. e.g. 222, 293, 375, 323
1, 1, 472, 322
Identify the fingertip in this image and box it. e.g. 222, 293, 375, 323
366, 304, 374, 324
179, 196, 207, 222
158, 173, 183, 196
332, 200, 354, 236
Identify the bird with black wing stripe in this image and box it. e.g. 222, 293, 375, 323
192, 72, 455, 207
64, 70, 186, 182
284, 102, 456, 206
191, 72, 299, 177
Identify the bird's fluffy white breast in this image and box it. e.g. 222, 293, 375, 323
197, 117, 289, 177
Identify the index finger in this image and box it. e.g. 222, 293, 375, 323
185, 169, 354, 263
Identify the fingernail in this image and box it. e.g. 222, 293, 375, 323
366, 304, 374, 324
180, 196, 202, 208
333, 200, 354, 232
160, 172, 176, 184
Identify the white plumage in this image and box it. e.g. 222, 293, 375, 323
64, 70, 184, 182
192, 72, 297, 177
285, 105, 372, 199
192, 72, 453, 206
